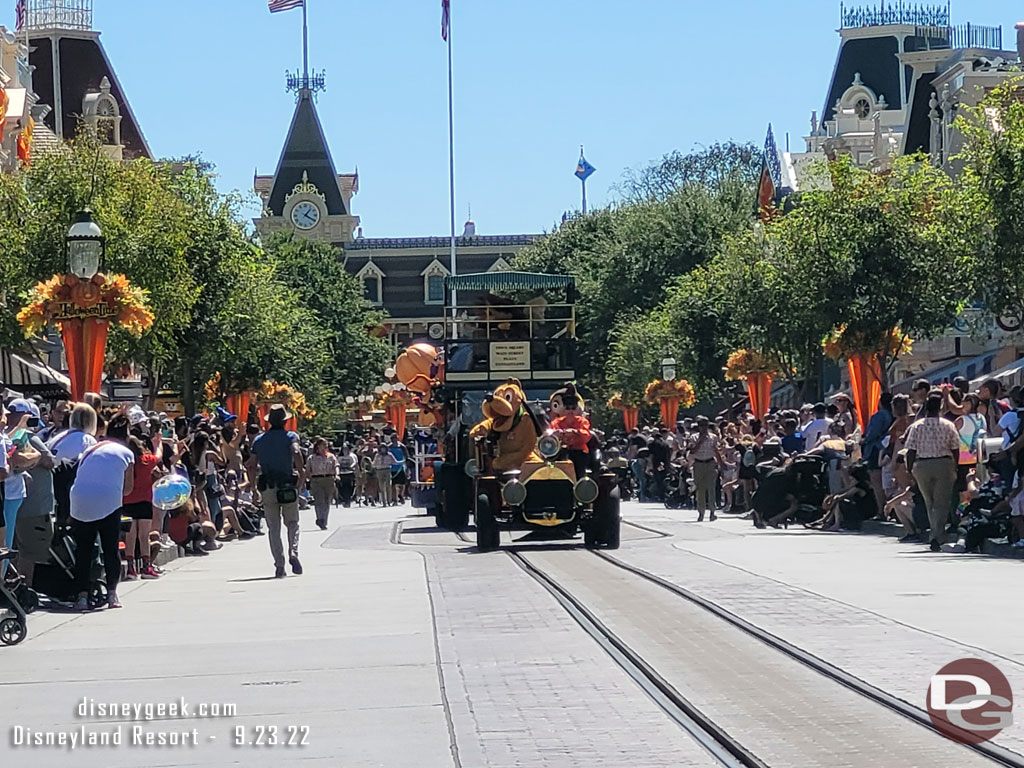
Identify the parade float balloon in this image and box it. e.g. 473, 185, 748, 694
153, 473, 192, 512
395, 344, 437, 388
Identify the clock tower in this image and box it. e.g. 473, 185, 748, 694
254, 82, 359, 244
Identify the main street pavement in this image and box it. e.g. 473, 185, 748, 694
1, 498, 1021, 766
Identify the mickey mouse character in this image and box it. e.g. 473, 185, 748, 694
549, 382, 595, 476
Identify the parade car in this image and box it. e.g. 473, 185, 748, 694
431, 270, 582, 532
471, 429, 621, 551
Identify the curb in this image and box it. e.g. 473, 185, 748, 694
860, 519, 1024, 560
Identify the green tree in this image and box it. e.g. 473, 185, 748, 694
956, 78, 1024, 319
516, 167, 753, 391
0, 134, 198, 369
616, 141, 762, 204
265, 231, 391, 399
650, 154, 974, 400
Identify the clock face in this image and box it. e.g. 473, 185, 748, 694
291, 201, 321, 230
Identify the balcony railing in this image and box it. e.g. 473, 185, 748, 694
915, 23, 1004, 50
24, 0, 92, 31
840, 2, 950, 29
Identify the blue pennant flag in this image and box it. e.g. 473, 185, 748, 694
575, 152, 595, 182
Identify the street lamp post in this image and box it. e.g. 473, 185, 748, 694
661, 356, 677, 381
67, 209, 104, 279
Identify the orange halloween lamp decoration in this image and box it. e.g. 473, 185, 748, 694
17, 272, 154, 401
724, 349, 787, 421
644, 378, 696, 429
822, 326, 912, 432
607, 392, 641, 432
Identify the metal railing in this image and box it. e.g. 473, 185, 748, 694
915, 23, 1004, 49
446, 303, 576, 341
25, 0, 92, 31
840, 1, 950, 29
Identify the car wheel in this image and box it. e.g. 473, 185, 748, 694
475, 494, 500, 551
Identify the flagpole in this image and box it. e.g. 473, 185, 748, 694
447, 2, 458, 323
302, 0, 309, 83
581, 177, 587, 215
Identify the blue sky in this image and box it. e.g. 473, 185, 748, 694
87, 0, 1022, 237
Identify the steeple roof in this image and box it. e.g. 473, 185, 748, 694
268, 90, 347, 216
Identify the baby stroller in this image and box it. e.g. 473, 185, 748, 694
961, 485, 1013, 552
31, 520, 108, 609
0, 550, 28, 645
790, 454, 830, 524
664, 463, 692, 509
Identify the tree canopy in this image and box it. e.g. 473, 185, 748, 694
515, 144, 758, 395
0, 133, 386, 423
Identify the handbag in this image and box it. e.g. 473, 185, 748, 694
276, 487, 298, 504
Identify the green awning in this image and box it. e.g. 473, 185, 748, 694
445, 271, 575, 292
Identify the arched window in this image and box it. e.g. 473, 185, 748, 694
421, 259, 450, 305
356, 261, 386, 306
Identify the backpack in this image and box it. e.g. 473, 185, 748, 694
51, 435, 101, 524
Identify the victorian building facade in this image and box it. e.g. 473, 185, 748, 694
25, 0, 149, 160
0, 1, 151, 397
760, 4, 1024, 391
255, 79, 538, 348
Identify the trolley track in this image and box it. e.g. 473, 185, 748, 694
590, 550, 1024, 767
438, 519, 1024, 765
501, 542, 1024, 767
507, 549, 765, 768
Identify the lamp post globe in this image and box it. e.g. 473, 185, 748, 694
661, 356, 677, 381
67, 209, 104, 279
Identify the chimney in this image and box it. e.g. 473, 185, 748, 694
1017, 22, 1024, 65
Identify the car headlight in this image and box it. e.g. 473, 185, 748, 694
501, 480, 527, 506
538, 433, 561, 459
574, 477, 599, 504
464, 459, 479, 478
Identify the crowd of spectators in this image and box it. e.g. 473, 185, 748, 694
0, 394, 420, 615
602, 375, 1024, 554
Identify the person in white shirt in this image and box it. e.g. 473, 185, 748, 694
998, 388, 1023, 450
48, 403, 99, 464
802, 403, 834, 450
70, 414, 135, 611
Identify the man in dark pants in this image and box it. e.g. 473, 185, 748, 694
649, 431, 670, 502
250, 405, 305, 578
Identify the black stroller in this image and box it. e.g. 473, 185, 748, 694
31, 520, 108, 609
664, 462, 692, 509
961, 485, 1013, 552
783, 454, 830, 525
0, 550, 28, 645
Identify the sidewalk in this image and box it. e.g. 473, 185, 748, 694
0, 507, 454, 768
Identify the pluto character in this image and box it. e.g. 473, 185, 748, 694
470, 380, 543, 471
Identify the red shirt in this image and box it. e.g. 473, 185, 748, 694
551, 413, 592, 452
123, 452, 159, 504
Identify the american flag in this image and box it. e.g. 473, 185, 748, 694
15, 0, 25, 30
441, 0, 450, 41
268, 0, 303, 13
